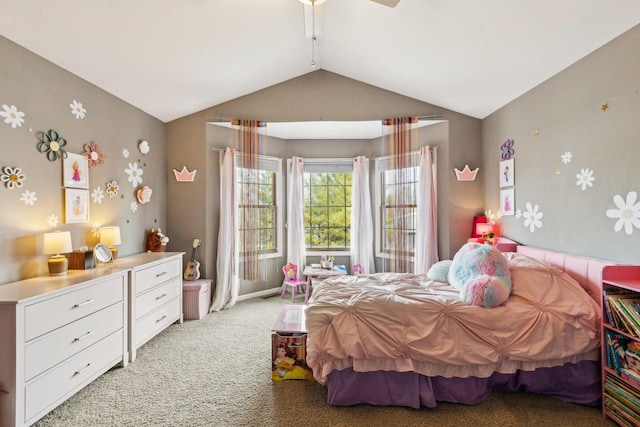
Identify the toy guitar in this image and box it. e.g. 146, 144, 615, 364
184, 238, 201, 281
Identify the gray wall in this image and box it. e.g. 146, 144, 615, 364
482, 24, 640, 264
167, 70, 483, 296
0, 36, 167, 285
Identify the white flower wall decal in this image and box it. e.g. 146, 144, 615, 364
92, 223, 101, 238
122, 148, 130, 159
515, 209, 522, 219
1, 166, 26, 189
484, 209, 501, 225
106, 181, 119, 198
576, 168, 595, 190
606, 191, 640, 235
0, 104, 25, 128
130, 201, 138, 212
125, 162, 144, 188
561, 152, 572, 164
20, 190, 37, 206
92, 186, 105, 204
523, 202, 543, 232
139, 140, 150, 154
70, 100, 86, 119
46, 214, 59, 228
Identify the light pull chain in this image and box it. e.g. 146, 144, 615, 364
311, 0, 317, 68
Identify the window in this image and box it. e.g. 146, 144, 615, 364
379, 166, 418, 255
235, 153, 282, 258
304, 171, 352, 250
374, 152, 420, 258
291, 159, 353, 252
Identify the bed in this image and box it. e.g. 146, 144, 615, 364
305, 245, 615, 408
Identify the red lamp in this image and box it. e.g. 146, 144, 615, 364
471, 215, 489, 238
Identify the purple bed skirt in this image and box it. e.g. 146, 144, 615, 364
324, 360, 601, 408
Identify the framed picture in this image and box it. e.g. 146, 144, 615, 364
499, 158, 514, 188
500, 188, 515, 216
65, 188, 90, 223
63, 152, 89, 189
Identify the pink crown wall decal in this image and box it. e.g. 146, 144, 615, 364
173, 166, 198, 182
454, 164, 479, 181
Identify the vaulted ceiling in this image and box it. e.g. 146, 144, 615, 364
1, 0, 639, 123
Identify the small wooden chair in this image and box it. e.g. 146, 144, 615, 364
352, 263, 364, 276
281, 263, 310, 303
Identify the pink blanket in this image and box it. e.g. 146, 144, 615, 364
305, 253, 601, 384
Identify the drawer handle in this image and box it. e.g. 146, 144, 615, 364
73, 330, 95, 342
155, 271, 167, 278
155, 293, 168, 301
156, 315, 167, 323
73, 299, 95, 308
73, 363, 92, 376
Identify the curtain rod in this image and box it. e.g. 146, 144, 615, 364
207, 115, 443, 123
211, 146, 438, 160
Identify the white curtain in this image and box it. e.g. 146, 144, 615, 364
414, 145, 439, 274
287, 157, 306, 279
350, 156, 375, 274
211, 148, 239, 312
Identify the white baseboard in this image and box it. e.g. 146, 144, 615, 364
237, 287, 281, 301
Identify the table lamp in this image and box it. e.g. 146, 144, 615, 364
44, 231, 73, 275
100, 226, 121, 261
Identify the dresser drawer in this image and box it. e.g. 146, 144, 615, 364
25, 302, 124, 381
135, 277, 180, 320
134, 258, 181, 295
135, 297, 180, 347
24, 329, 123, 423
24, 275, 125, 341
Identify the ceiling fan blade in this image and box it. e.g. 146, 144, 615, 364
370, 0, 400, 7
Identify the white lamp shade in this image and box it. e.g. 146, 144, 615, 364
100, 226, 122, 246
43, 231, 73, 255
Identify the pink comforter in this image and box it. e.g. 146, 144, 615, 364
305, 253, 601, 384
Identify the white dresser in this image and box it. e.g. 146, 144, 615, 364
114, 252, 183, 362
0, 268, 128, 427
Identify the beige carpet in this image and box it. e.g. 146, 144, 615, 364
35, 295, 613, 427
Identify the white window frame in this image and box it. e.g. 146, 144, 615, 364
287, 158, 353, 257
222, 151, 283, 260
374, 151, 420, 261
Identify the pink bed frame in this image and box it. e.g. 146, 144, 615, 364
515, 245, 616, 307
323, 245, 616, 408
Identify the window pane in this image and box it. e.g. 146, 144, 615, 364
328, 185, 346, 206
307, 227, 328, 248
310, 207, 328, 226
303, 170, 352, 250
236, 164, 278, 256
328, 227, 347, 248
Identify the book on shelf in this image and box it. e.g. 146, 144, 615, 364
620, 297, 640, 329
603, 288, 637, 329
604, 395, 640, 427
607, 293, 640, 336
606, 330, 630, 375
621, 368, 640, 390
604, 375, 640, 409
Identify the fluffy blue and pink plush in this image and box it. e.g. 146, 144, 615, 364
427, 242, 512, 308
